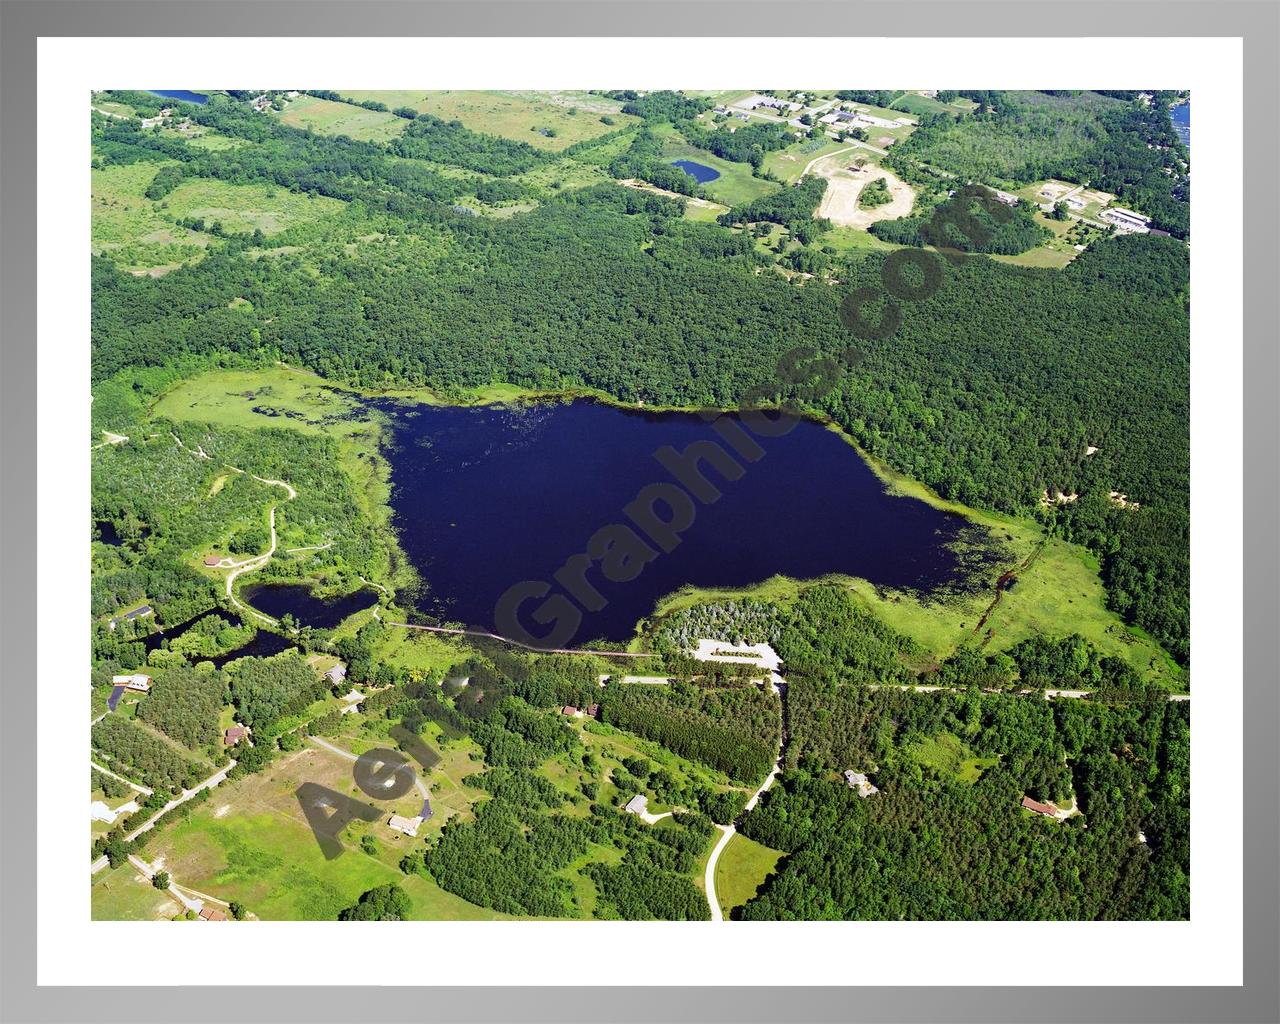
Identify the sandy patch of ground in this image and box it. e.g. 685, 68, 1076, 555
617, 179, 728, 215
214, 804, 231, 818
811, 153, 915, 228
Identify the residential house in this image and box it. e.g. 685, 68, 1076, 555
1021, 796, 1058, 817
112, 673, 152, 693
108, 605, 153, 630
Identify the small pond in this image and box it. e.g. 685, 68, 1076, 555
148, 90, 209, 105
671, 159, 721, 183
241, 583, 378, 630
141, 611, 298, 667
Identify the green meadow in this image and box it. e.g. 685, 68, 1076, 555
715, 833, 785, 916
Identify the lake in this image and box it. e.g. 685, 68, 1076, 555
671, 159, 721, 184
142, 612, 297, 666
1170, 100, 1190, 150
376, 399, 991, 648
241, 583, 378, 629
148, 90, 209, 105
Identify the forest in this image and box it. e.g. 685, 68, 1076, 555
717, 176, 830, 242
599, 682, 780, 783
869, 185, 1051, 254
737, 679, 1189, 920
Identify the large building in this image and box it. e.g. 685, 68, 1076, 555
1101, 206, 1151, 233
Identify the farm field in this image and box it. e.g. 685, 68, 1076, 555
341, 90, 639, 150
272, 94, 408, 142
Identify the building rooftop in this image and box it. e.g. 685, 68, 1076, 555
1021, 796, 1058, 816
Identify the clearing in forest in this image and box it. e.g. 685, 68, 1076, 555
811, 152, 915, 228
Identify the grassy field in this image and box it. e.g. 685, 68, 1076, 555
145, 746, 505, 920
162, 178, 346, 237
341, 90, 639, 151
92, 862, 183, 921
370, 623, 468, 678
905, 732, 999, 783
273, 94, 408, 143
657, 132, 780, 208
886, 91, 978, 117
991, 214, 1095, 270
92, 164, 346, 272
820, 225, 906, 255
762, 137, 849, 183
91, 161, 209, 271
715, 832, 784, 916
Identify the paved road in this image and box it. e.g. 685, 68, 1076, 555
373, 607, 648, 659
91, 760, 153, 795
91, 759, 237, 875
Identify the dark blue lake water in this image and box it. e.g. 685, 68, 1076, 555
1170, 100, 1190, 150
142, 612, 297, 666
376, 399, 988, 648
672, 159, 721, 183
148, 90, 209, 105
241, 583, 377, 630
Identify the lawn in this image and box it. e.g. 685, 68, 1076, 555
715, 832, 784, 916
341, 90, 639, 151
143, 746, 504, 920
273, 94, 408, 143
